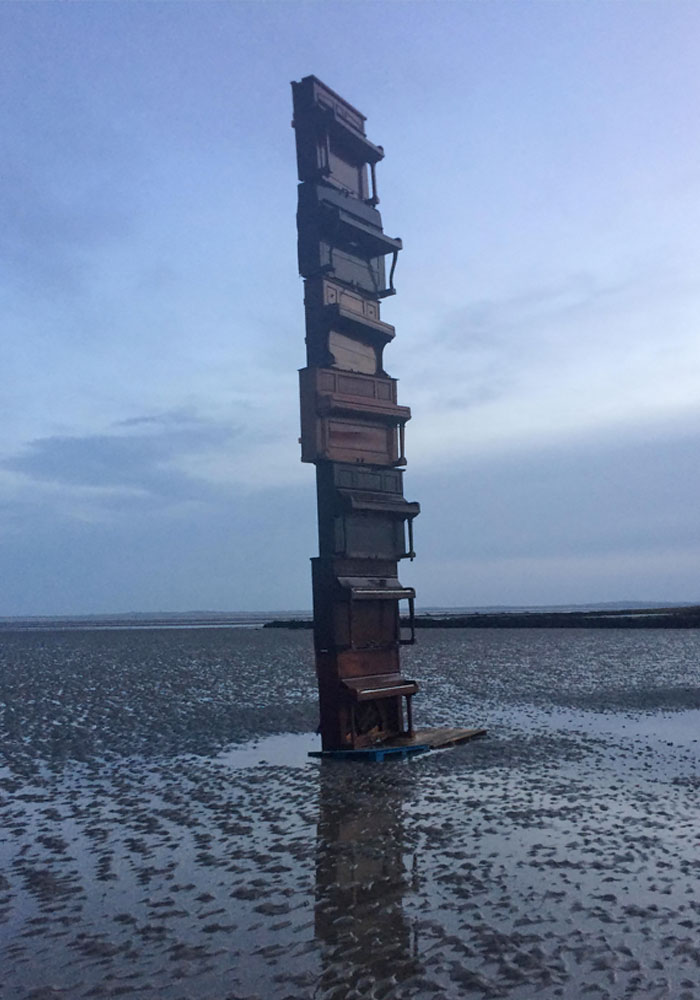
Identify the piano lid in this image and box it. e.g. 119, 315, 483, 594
327, 303, 396, 344
342, 674, 419, 701
337, 489, 420, 518
292, 75, 385, 163
336, 576, 415, 600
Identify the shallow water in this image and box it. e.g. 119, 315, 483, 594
0, 627, 699, 999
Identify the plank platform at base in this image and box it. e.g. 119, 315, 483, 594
308, 726, 487, 761
388, 725, 487, 749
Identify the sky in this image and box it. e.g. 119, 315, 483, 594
3, 1, 700, 615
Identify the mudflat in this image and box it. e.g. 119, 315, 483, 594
1, 626, 698, 999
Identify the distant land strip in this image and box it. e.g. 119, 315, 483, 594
3, 606, 700, 631
0, 613, 278, 632
265, 606, 700, 630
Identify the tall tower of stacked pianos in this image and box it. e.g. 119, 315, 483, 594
292, 76, 420, 752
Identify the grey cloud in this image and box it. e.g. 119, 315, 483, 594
423, 374, 511, 413
0, 481, 316, 616
114, 409, 201, 429
1, 64, 145, 298
2, 422, 697, 615
411, 429, 700, 563
3, 415, 238, 502
440, 271, 635, 351
1, 166, 134, 296
406, 268, 657, 413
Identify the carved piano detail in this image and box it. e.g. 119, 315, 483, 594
299, 367, 410, 466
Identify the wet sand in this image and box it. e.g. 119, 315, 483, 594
0, 627, 698, 999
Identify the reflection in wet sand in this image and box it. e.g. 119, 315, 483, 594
315, 762, 419, 996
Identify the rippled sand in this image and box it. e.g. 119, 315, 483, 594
1, 627, 698, 999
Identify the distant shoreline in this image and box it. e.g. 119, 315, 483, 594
264, 605, 700, 630
2, 605, 699, 632
0, 614, 280, 632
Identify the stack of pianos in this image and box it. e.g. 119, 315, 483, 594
292, 75, 421, 752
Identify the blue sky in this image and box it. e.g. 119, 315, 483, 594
3, 1, 700, 614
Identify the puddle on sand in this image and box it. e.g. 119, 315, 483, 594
214, 708, 700, 772
491, 702, 700, 742
215, 730, 320, 768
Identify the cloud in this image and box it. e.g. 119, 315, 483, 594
400, 426, 700, 607
0, 474, 317, 616
0, 155, 137, 299
415, 545, 700, 609
114, 409, 200, 429
437, 272, 629, 350
405, 427, 700, 601
1, 412, 238, 504
396, 261, 700, 466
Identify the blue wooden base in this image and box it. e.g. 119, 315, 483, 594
308, 726, 487, 762
308, 744, 430, 762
